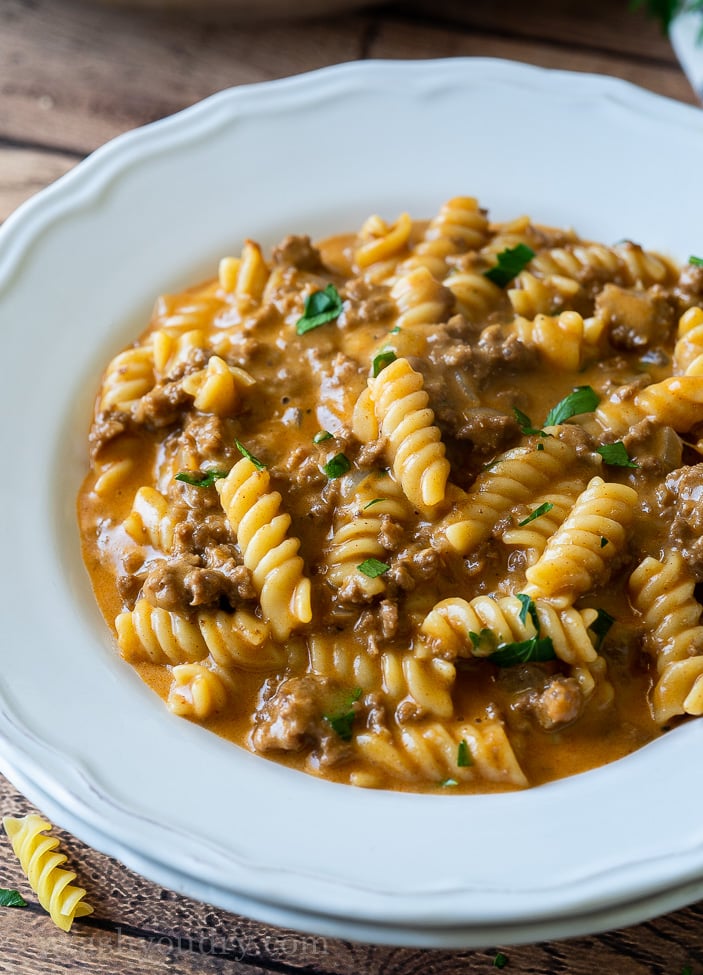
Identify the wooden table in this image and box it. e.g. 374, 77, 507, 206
1, 1, 701, 971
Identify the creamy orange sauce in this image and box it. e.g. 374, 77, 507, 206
79, 199, 703, 793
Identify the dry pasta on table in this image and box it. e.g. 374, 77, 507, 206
78, 197, 703, 793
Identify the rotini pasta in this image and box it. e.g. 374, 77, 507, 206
3, 814, 93, 932
79, 198, 703, 794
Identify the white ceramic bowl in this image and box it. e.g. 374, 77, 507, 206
1, 58, 703, 947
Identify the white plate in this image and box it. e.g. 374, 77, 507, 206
2, 58, 703, 948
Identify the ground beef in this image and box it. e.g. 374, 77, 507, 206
661, 465, 703, 579
595, 284, 676, 351
443, 407, 519, 456
674, 263, 703, 313
250, 675, 351, 768
621, 419, 682, 474
179, 413, 239, 465
89, 411, 128, 459
141, 553, 255, 612
354, 599, 400, 655
132, 380, 192, 429
356, 437, 388, 468
512, 676, 583, 731
271, 234, 324, 272
342, 277, 395, 327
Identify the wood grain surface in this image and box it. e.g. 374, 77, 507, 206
1, 0, 702, 971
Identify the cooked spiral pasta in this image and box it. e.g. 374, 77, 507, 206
388, 266, 454, 356
367, 356, 450, 510
440, 437, 577, 555
216, 458, 312, 640
443, 268, 505, 323
325, 474, 410, 599
673, 306, 703, 373
353, 212, 413, 275
99, 344, 155, 413
355, 719, 527, 788
501, 479, 585, 563
635, 352, 703, 431
3, 814, 93, 932
123, 486, 183, 553
168, 662, 231, 719
629, 553, 703, 723
151, 289, 226, 333
181, 355, 255, 416
152, 327, 208, 380
507, 270, 581, 318
510, 310, 585, 370
524, 476, 638, 604
397, 196, 490, 280
218, 239, 270, 302
417, 594, 598, 666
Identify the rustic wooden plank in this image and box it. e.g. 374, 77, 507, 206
369, 16, 697, 104
0, 0, 369, 155
0, 145, 81, 222
2, 772, 703, 975
412, 0, 681, 63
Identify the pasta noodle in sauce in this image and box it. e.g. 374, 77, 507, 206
78, 196, 703, 793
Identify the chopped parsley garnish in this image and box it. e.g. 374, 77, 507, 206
363, 498, 385, 509
516, 593, 540, 632
357, 557, 390, 578
690, 256, 703, 267
488, 635, 556, 667
175, 468, 228, 488
0, 889, 27, 908
681, 966, 693, 975
544, 385, 600, 427
322, 453, 351, 479
600, 536, 609, 548
589, 608, 616, 651
517, 501, 554, 527
596, 441, 639, 468
313, 430, 333, 443
484, 243, 535, 287
469, 628, 498, 655
324, 687, 362, 741
457, 739, 473, 768
296, 284, 343, 335
440, 778, 459, 788
513, 406, 548, 438
390, 325, 401, 334
235, 440, 266, 470
493, 952, 508, 969
372, 348, 397, 377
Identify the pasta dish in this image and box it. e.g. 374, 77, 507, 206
78, 197, 703, 792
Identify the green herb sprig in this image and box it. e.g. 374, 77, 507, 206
235, 440, 266, 470
324, 687, 362, 741
296, 284, 343, 335
484, 244, 535, 287
0, 889, 27, 908
175, 469, 228, 488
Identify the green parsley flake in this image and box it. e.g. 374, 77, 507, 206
517, 501, 554, 527
689, 256, 703, 267
296, 284, 343, 335
468, 628, 498, 655
322, 453, 351, 479
372, 348, 397, 377
457, 739, 473, 768
313, 430, 333, 443
488, 635, 556, 667
357, 557, 390, 578
324, 687, 362, 741
484, 244, 535, 287
0, 888, 27, 908
544, 386, 599, 427
493, 952, 508, 969
589, 608, 615, 651
175, 469, 228, 488
235, 440, 266, 470
363, 498, 385, 509
596, 441, 639, 468
516, 593, 540, 632
600, 536, 609, 548
513, 406, 548, 438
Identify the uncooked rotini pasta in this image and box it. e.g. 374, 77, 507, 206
78, 198, 703, 794
3, 814, 93, 932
